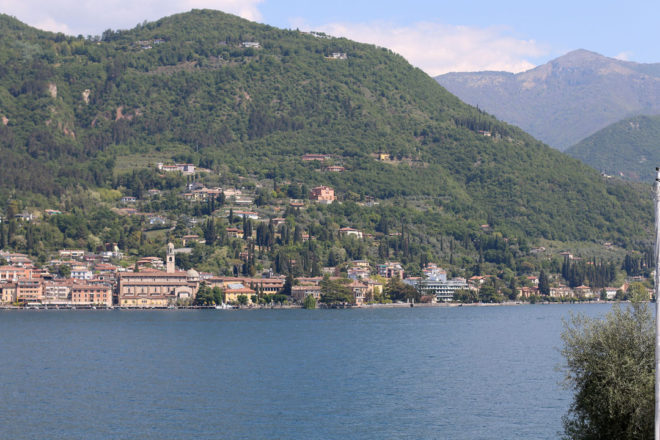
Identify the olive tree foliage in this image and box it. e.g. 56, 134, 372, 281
560, 300, 653, 440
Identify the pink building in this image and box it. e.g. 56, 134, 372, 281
310, 186, 336, 204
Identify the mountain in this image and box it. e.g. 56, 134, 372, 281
436, 49, 660, 150
0, 11, 652, 245
566, 115, 660, 182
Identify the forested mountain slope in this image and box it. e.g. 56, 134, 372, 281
566, 115, 660, 182
0, 11, 652, 244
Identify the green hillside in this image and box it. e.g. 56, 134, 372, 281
566, 115, 660, 182
0, 10, 652, 246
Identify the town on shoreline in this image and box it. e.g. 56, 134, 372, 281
0, 241, 648, 310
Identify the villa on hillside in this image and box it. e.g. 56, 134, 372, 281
310, 186, 336, 204
157, 163, 196, 175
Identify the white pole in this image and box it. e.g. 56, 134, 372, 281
654, 167, 660, 440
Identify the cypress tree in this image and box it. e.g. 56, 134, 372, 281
539, 270, 550, 295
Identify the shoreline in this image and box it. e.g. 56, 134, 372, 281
0, 299, 622, 311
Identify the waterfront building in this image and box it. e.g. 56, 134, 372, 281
348, 279, 368, 305
291, 285, 322, 302
16, 279, 43, 303
117, 243, 199, 307
224, 283, 256, 304
71, 283, 113, 307
43, 280, 72, 304
405, 272, 468, 302
0, 282, 16, 304
206, 277, 284, 295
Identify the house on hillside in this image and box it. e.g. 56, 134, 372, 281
378, 262, 404, 279
302, 154, 330, 161
325, 165, 345, 172
339, 227, 363, 239
310, 186, 336, 204
226, 227, 244, 239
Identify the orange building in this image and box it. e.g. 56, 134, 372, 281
71, 283, 113, 307
310, 186, 336, 204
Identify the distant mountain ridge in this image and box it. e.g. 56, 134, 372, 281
566, 115, 660, 182
436, 49, 660, 150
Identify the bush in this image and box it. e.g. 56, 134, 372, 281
302, 294, 316, 309
560, 300, 653, 439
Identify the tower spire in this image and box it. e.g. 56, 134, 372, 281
166, 242, 175, 273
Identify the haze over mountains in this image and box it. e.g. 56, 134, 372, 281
436, 49, 660, 150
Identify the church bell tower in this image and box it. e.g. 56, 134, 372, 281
166, 242, 175, 273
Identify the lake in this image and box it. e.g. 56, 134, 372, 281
0, 303, 614, 439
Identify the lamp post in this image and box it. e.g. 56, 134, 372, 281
654, 167, 660, 440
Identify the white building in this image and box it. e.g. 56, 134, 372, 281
71, 266, 93, 280
406, 276, 468, 302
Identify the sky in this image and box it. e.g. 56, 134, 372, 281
1, 0, 659, 76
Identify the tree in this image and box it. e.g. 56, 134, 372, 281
212, 286, 224, 304
237, 294, 248, 306
560, 300, 653, 439
478, 284, 503, 303
539, 270, 550, 296
281, 273, 294, 296
385, 276, 420, 302
453, 288, 478, 303
302, 294, 317, 309
203, 217, 217, 245
57, 264, 71, 279
628, 282, 649, 300
319, 276, 353, 304
193, 284, 215, 305
272, 293, 288, 305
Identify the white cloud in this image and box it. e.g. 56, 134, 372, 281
0, 0, 264, 36
614, 51, 633, 61
298, 20, 548, 75
32, 17, 73, 35
182, 0, 263, 22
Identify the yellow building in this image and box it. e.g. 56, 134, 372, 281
224, 284, 256, 304
118, 269, 199, 307
1, 283, 17, 304
118, 243, 199, 307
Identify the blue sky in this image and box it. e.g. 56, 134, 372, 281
1, 0, 658, 75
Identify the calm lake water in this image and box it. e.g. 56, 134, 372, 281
0, 304, 614, 439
